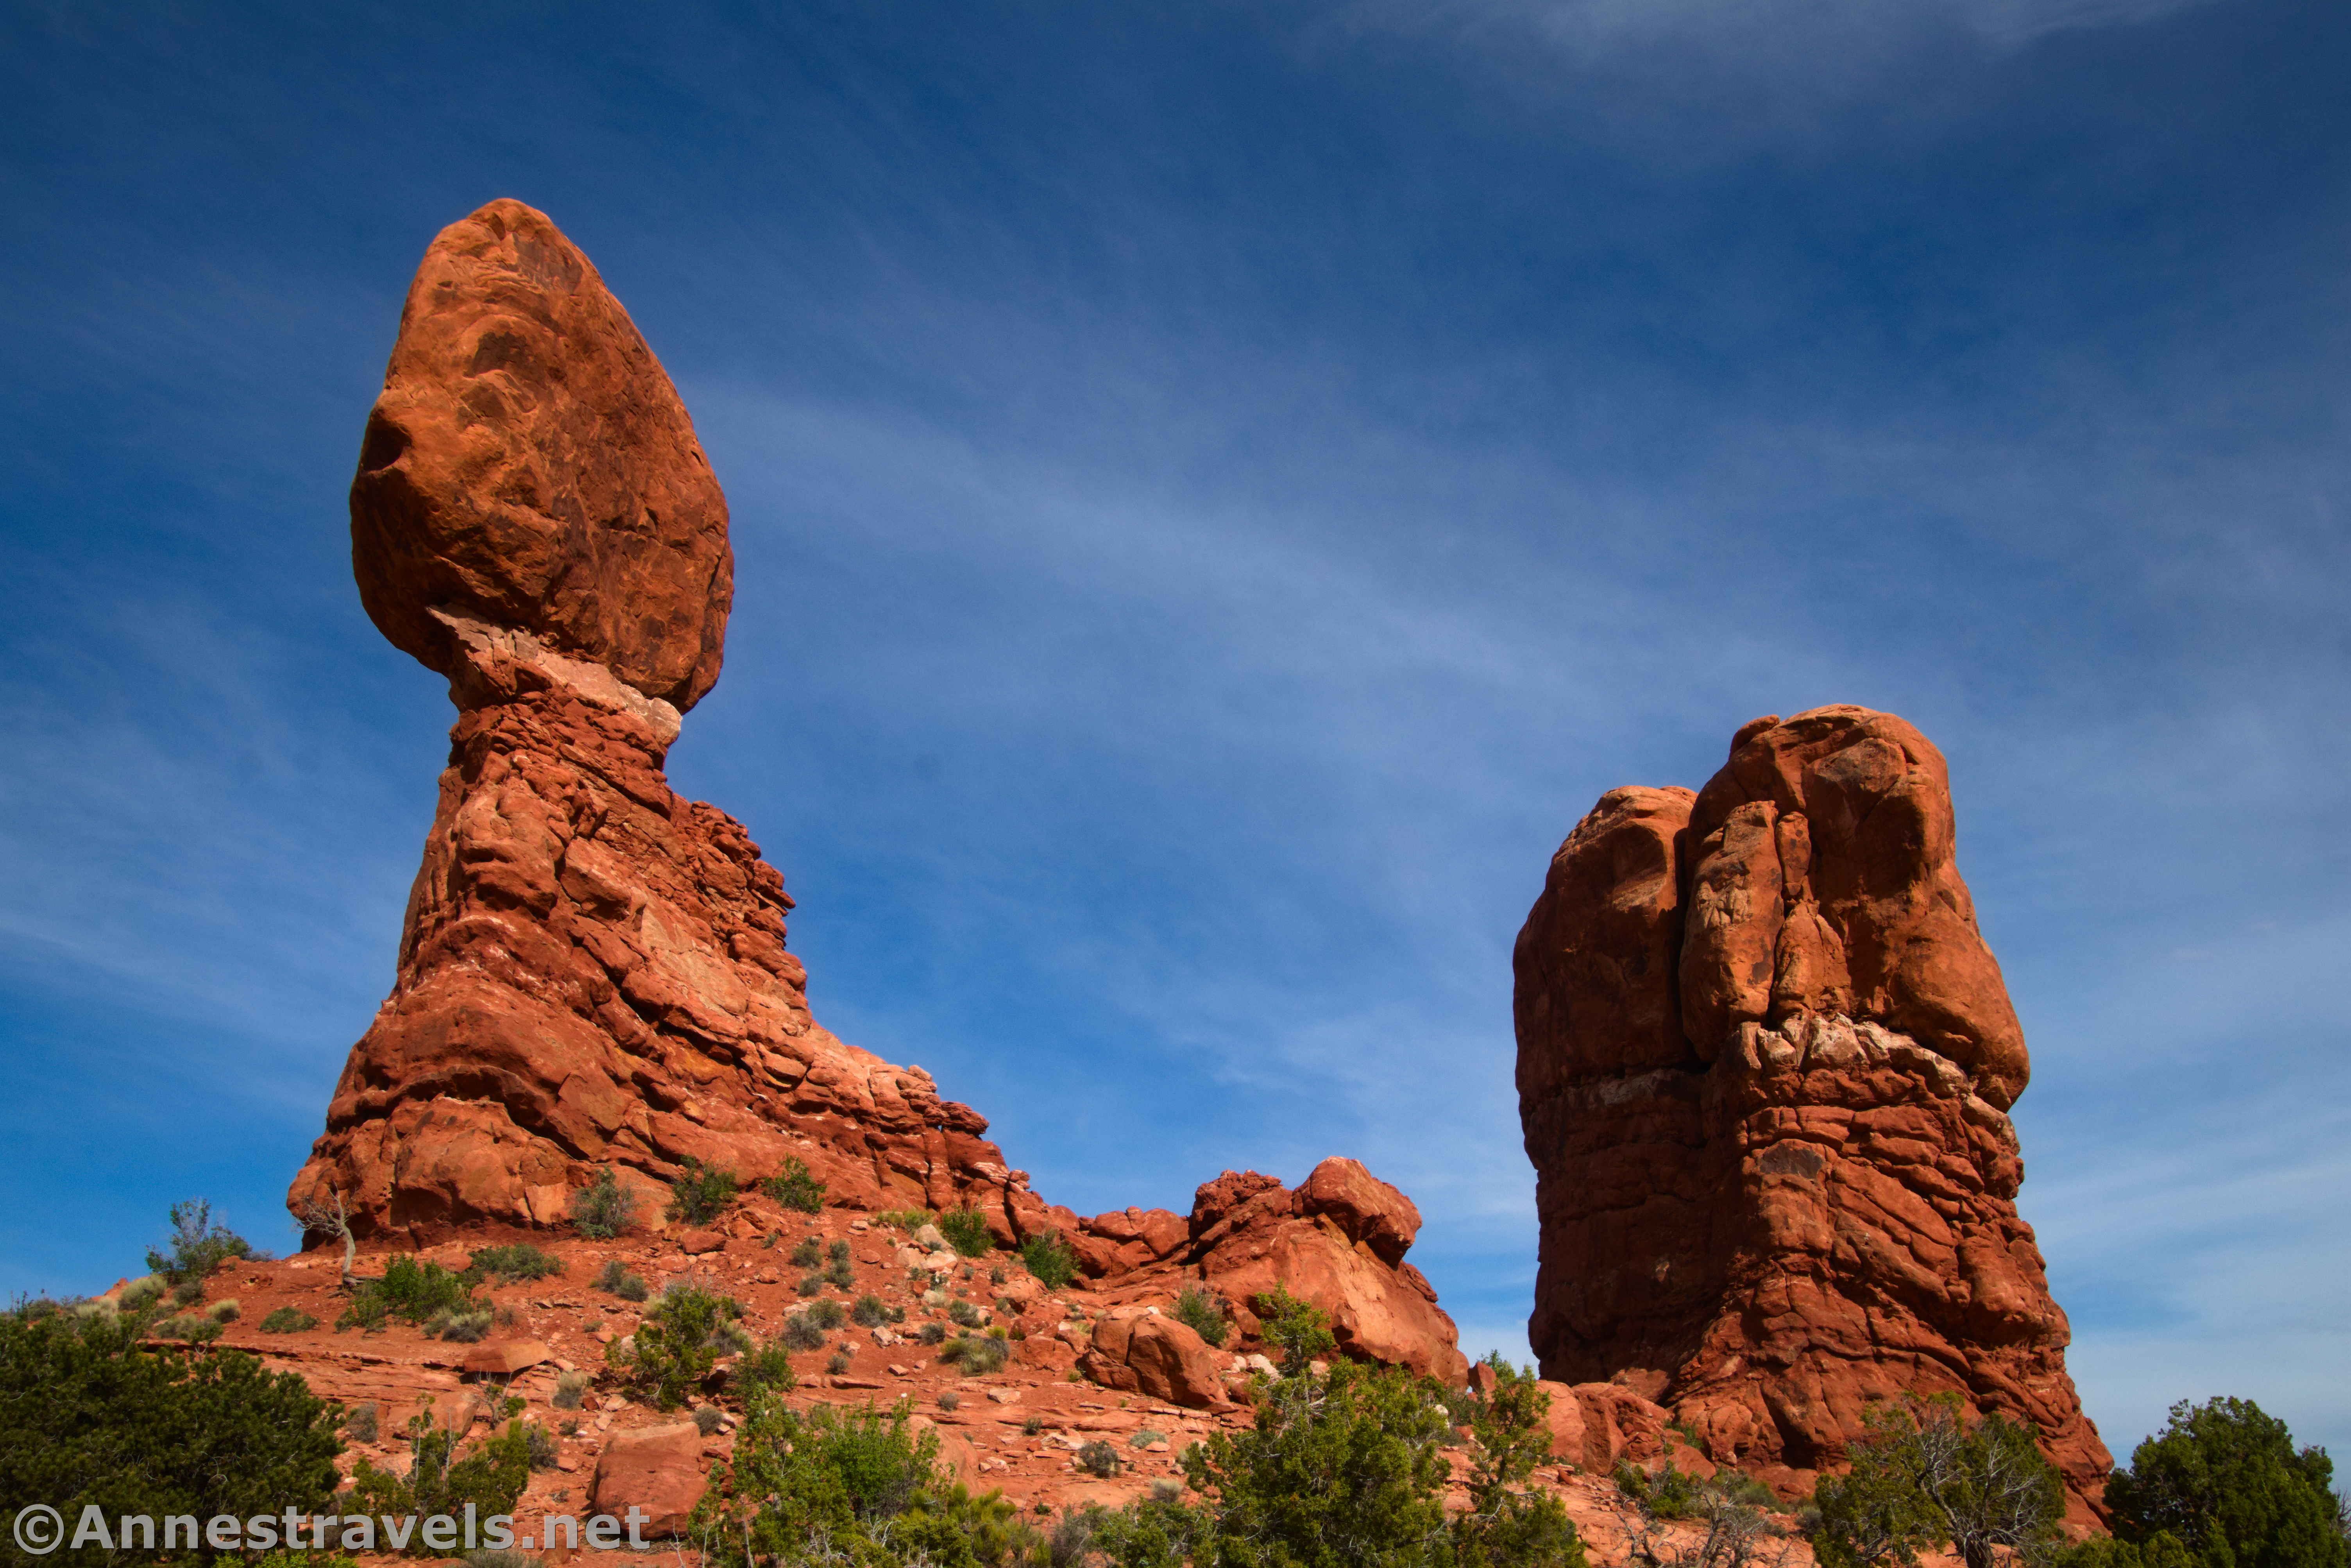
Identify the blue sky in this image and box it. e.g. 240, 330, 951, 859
3, 0, 2347, 1464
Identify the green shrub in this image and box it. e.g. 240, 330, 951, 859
828, 1238, 853, 1264
172, 1279, 206, 1307
875, 1208, 932, 1232
118, 1276, 166, 1312
736, 1343, 797, 1399
345, 1405, 529, 1555
469, 1243, 564, 1282
337, 1255, 480, 1332
2096, 1397, 2349, 1568
667, 1158, 739, 1226
1131, 1428, 1168, 1449
552, 1369, 591, 1410
694, 1404, 726, 1436
522, 1422, 559, 1470
791, 1235, 825, 1268
807, 1298, 847, 1330
780, 1314, 828, 1352
428, 1308, 494, 1343
570, 1167, 639, 1239
1101, 1304, 1586, 1568
827, 1256, 856, 1291
1253, 1282, 1337, 1375
760, 1157, 827, 1215
145, 1198, 261, 1286
852, 1294, 892, 1327
827, 1348, 853, 1375
1079, 1439, 1123, 1477
259, 1306, 317, 1334
938, 1207, 995, 1258
207, 1299, 241, 1323
0, 1305, 344, 1568
797, 1273, 825, 1297
918, 1320, 947, 1346
1615, 1459, 1712, 1519
1815, 1394, 2065, 1568
1173, 1285, 1229, 1348
153, 1312, 223, 1344
610, 1284, 743, 1410
688, 1396, 1043, 1568
2055, 1537, 2205, 1568
950, 1298, 985, 1328
939, 1334, 1008, 1375
593, 1259, 649, 1301
346, 1402, 380, 1443
1442, 1359, 1589, 1568
1020, 1230, 1079, 1291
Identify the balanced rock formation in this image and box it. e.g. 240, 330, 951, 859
292, 201, 1046, 1239
1514, 707, 2109, 1512
290, 199, 1469, 1393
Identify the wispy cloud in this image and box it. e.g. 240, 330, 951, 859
1340, 0, 2219, 56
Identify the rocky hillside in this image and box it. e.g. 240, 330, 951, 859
95, 1192, 1750, 1561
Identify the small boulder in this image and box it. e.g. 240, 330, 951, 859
677, 1228, 726, 1256
590, 1423, 707, 1538
1080, 1312, 1228, 1409
463, 1339, 554, 1376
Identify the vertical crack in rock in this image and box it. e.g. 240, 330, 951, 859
1514, 705, 2111, 1521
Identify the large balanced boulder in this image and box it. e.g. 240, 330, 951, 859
1515, 707, 2110, 1517
351, 198, 732, 714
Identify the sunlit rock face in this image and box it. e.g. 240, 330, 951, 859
1515, 706, 2110, 1518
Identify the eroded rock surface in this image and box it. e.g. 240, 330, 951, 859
1514, 707, 2109, 1514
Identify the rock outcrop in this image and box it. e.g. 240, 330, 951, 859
292, 199, 1470, 1391
1079, 1312, 1231, 1409
1070, 1159, 1470, 1387
1514, 707, 2109, 1514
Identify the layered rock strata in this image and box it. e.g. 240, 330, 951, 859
292, 199, 1463, 1389
1514, 707, 2109, 1511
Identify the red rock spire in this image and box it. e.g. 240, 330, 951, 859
1514, 706, 2111, 1520
293, 202, 1018, 1239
